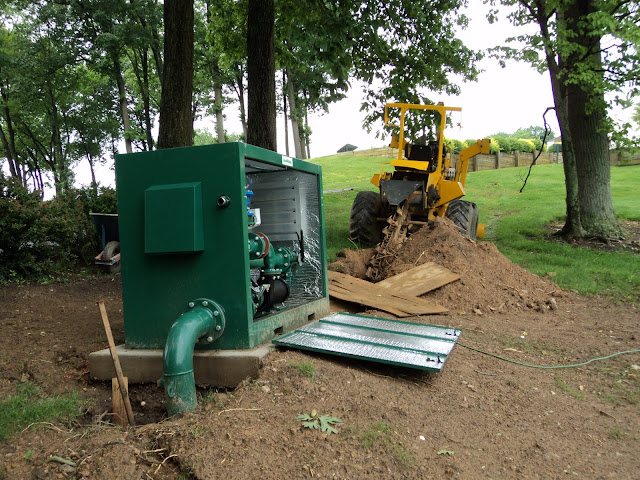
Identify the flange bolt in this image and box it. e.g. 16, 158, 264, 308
188, 302, 195, 309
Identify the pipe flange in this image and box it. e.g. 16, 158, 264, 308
188, 298, 226, 344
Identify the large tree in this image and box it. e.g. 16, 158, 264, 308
157, 0, 194, 148
246, 0, 276, 150
493, 0, 639, 239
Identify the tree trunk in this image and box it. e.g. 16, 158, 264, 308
304, 101, 311, 159
0, 124, 18, 181
565, 0, 621, 239
283, 71, 289, 156
535, 0, 582, 238
568, 81, 620, 238
246, 0, 276, 151
46, 81, 70, 195
297, 123, 307, 159
0, 86, 22, 184
549, 59, 581, 238
158, 0, 194, 149
236, 69, 248, 140
115, 59, 133, 154
287, 71, 303, 158
88, 156, 97, 194
142, 50, 154, 150
214, 82, 225, 143
130, 0, 164, 87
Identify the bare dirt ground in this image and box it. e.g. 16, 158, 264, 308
1, 219, 639, 479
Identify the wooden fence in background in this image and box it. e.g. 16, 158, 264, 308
352, 146, 640, 169
465, 151, 562, 172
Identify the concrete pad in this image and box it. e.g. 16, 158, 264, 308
89, 344, 273, 388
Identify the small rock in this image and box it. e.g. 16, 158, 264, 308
549, 298, 558, 310
261, 385, 271, 394
473, 308, 483, 316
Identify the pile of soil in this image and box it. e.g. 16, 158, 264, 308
330, 217, 565, 314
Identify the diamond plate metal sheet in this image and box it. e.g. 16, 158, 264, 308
272, 312, 461, 372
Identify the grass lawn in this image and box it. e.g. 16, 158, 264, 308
311, 151, 640, 302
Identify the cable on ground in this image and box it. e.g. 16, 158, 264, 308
457, 341, 640, 370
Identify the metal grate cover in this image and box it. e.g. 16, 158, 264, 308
272, 312, 461, 372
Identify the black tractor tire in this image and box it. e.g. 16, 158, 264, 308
446, 199, 479, 241
103, 240, 121, 273
349, 191, 384, 246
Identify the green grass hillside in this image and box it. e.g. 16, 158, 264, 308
310, 150, 640, 302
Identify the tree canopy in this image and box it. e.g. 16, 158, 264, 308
490, 0, 639, 239
0, 0, 480, 194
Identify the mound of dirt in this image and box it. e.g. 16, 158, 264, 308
330, 217, 565, 314
328, 248, 374, 278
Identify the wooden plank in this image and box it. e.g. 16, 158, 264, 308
329, 284, 410, 318
376, 262, 460, 297
328, 271, 447, 316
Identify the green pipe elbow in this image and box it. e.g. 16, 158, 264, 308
162, 299, 225, 417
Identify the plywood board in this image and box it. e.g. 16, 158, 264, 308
328, 271, 447, 316
376, 262, 460, 297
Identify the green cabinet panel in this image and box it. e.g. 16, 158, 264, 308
144, 182, 204, 254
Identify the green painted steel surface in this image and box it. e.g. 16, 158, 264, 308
161, 300, 222, 416
144, 182, 204, 254
272, 312, 461, 372
115, 143, 328, 351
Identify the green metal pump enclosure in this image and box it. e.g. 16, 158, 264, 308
115, 143, 329, 351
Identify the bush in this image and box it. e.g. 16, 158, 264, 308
515, 138, 536, 153
451, 139, 468, 153
531, 138, 545, 152
0, 178, 101, 282
74, 186, 118, 215
495, 136, 517, 153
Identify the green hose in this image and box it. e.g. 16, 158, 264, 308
457, 341, 640, 369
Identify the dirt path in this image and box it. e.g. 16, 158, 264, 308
1, 222, 639, 479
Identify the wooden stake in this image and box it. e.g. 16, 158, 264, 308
98, 300, 135, 426
112, 377, 129, 427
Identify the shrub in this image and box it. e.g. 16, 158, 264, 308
74, 186, 118, 215
531, 138, 546, 152
515, 138, 536, 153
495, 136, 517, 153
451, 139, 468, 153
0, 178, 101, 282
